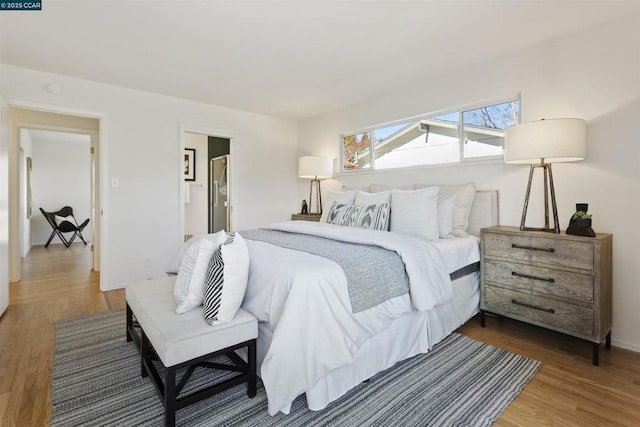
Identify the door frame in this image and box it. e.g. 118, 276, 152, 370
7, 100, 104, 282
179, 124, 236, 241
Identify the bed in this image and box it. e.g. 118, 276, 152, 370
240, 188, 498, 415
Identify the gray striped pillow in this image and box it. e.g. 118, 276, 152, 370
327, 202, 390, 231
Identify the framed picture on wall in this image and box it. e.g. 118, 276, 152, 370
184, 148, 196, 181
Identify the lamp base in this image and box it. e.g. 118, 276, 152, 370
308, 178, 323, 215
520, 162, 560, 233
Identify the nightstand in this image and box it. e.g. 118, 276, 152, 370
480, 226, 612, 365
291, 213, 321, 222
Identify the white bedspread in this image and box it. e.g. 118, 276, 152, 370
242, 221, 452, 415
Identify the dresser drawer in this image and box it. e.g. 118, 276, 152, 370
483, 286, 593, 336
484, 259, 593, 304
484, 232, 594, 271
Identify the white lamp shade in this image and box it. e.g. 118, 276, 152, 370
298, 156, 333, 179
504, 118, 586, 164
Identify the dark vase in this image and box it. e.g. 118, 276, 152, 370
576, 203, 589, 213
576, 218, 592, 228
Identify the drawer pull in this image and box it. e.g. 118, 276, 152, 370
511, 299, 556, 314
511, 243, 555, 253
511, 271, 555, 283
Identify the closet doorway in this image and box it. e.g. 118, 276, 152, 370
183, 132, 231, 240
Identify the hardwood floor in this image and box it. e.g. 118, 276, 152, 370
459, 316, 640, 426
0, 244, 124, 427
1, 245, 639, 426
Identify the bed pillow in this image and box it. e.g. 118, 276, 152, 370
167, 231, 227, 274
174, 235, 223, 314
320, 190, 356, 222
327, 202, 390, 231
417, 183, 476, 237
354, 189, 391, 206
369, 183, 417, 193
438, 193, 456, 238
390, 187, 440, 241
203, 233, 250, 325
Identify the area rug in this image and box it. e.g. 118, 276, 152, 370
51, 309, 541, 426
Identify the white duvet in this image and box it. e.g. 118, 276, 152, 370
242, 221, 452, 415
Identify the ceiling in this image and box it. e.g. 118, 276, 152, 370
1, 1, 639, 120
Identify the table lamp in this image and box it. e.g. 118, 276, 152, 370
504, 118, 586, 233
298, 156, 333, 215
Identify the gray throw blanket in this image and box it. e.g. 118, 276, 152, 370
240, 229, 409, 313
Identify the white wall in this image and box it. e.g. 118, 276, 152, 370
0, 94, 9, 316
30, 133, 91, 246
298, 15, 640, 351
184, 132, 209, 238
0, 64, 299, 290
19, 128, 32, 256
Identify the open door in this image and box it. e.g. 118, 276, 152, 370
210, 155, 230, 233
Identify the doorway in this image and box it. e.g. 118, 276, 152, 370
211, 154, 230, 233
24, 129, 93, 251
7, 107, 101, 283
183, 132, 231, 239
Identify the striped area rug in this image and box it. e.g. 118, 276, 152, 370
51, 309, 541, 426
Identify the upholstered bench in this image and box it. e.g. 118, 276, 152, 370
125, 277, 257, 427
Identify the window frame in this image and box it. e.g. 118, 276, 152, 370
338, 95, 520, 174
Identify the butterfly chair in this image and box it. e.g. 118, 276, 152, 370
40, 206, 90, 248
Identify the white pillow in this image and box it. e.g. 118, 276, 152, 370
55, 214, 77, 227
354, 189, 391, 206
390, 187, 440, 241
167, 231, 227, 274
320, 190, 356, 222
203, 233, 250, 325
174, 236, 222, 314
417, 183, 476, 237
369, 183, 417, 193
438, 193, 456, 238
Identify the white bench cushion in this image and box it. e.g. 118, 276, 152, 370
126, 276, 257, 367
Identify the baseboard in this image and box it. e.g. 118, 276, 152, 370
611, 338, 640, 353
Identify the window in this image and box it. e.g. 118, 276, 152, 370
340, 98, 519, 172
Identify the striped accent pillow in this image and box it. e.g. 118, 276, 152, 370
203, 233, 250, 325
327, 202, 390, 231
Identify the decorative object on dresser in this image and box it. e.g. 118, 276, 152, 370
504, 118, 586, 233
298, 156, 333, 215
566, 203, 596, 237
291, 213, 321, 221
480, 226, 612, 365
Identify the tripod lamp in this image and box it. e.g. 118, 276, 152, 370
298, 156, 333, 215
504, 118, 586, 233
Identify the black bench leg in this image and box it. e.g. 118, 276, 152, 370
165, 366, 176, 427
606, 331, 611, 349
248, 340, 257, 398
126, 304, 132, 342
480, 310, 486, 327
141, 330, 149, 378
592, 342, 600, 366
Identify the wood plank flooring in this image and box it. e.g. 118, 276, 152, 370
1, 245, 639, 426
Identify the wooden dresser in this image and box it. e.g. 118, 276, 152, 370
480, 226, 612, 365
